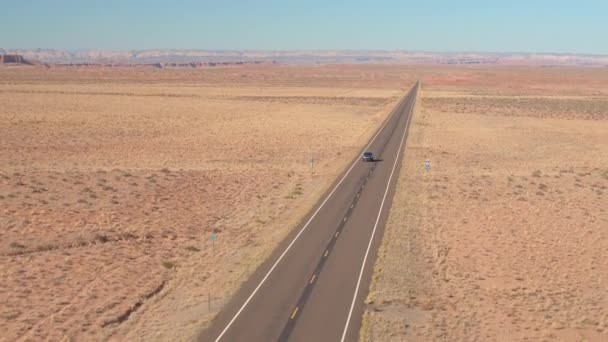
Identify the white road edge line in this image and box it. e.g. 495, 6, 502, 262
340, 85, 416, 342
213, 88, 412, 342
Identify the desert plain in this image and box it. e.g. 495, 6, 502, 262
1, 64, 607, 342
362, 67, 608, 341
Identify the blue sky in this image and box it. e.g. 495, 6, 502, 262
1, 0, 607, 54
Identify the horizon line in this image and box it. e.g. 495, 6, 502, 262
2, 48, 608, 57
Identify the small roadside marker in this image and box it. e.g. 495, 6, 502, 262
211, 233, 217, 256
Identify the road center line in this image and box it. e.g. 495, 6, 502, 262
340, 84, 417, 342
276, 86, 417, 342
290, 307, 299, 320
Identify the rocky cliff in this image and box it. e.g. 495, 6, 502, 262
0, 54, 34, 65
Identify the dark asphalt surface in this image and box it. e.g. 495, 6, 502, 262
200, 82, 418, 342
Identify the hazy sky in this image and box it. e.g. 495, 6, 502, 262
2, 0, 607, 54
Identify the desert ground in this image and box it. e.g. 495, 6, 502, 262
2, 64, 607, 342
362, 68, 608, 341
0, 64, 415, 341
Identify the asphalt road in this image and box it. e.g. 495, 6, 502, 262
200, 82, 419, 342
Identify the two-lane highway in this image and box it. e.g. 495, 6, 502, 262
200, 82, 419, 342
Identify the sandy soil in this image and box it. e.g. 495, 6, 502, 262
3, 64, 607, 341
361, 69, 608, 341
0, 65, 413, 341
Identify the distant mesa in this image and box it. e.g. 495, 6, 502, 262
0, 54, 39, 66
44, 60, 270, 69
151, 60, 267, 68
2, 49, 608, 66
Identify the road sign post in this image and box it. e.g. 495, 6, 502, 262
308, 147, 315, 176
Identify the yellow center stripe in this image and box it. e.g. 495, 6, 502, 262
291, 307, 299, 320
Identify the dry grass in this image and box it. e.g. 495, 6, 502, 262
423, 96, 608, 120
362, 69, 608, 341
3, 64, 607, 341
0, 64, 414, 341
